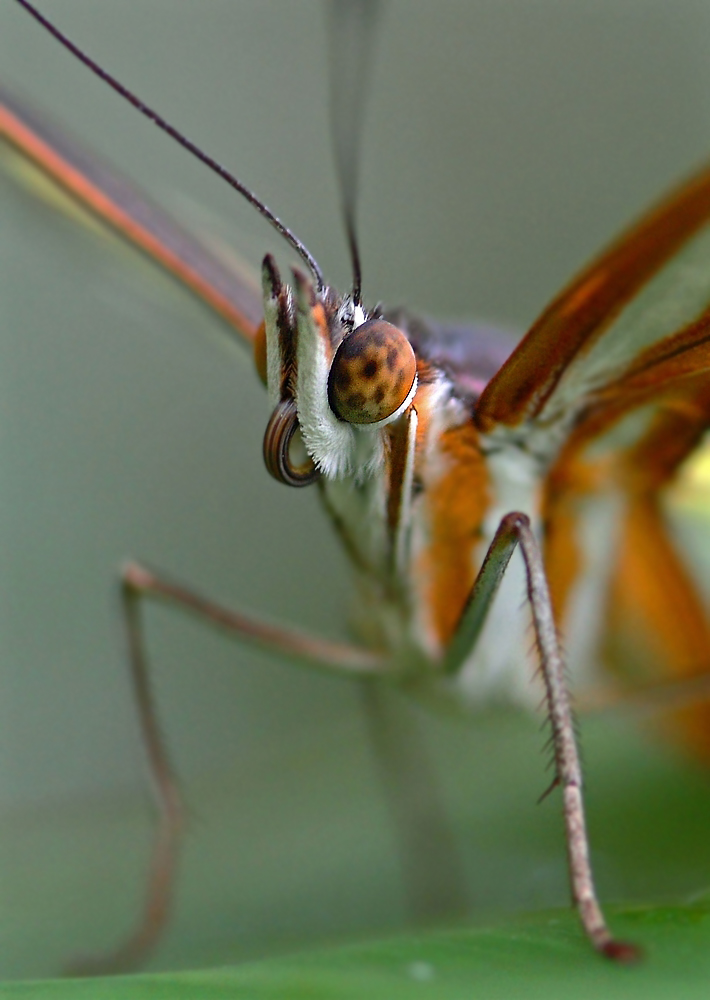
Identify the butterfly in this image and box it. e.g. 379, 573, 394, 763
3, 0, 710, 978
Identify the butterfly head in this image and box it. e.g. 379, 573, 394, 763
257, 255, 418, 486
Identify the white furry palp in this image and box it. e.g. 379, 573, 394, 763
293, 272, 384, 481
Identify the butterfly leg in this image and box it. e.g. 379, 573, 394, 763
360, 680, 469, 924
443, 512, 639, 962
69, 559, 389, 975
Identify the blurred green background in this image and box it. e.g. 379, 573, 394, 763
1, 0, 710, 983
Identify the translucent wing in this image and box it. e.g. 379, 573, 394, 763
472, 162, 710, 515
0, 85, 263, 346
474, 164, 710, 756
475, 163, 710, 459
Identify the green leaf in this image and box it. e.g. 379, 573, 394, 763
3, 903, 710, 1000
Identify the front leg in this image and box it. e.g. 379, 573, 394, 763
70, 561, 391, 975
444, 512, 639, 962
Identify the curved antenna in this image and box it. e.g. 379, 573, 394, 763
14, 0, 325, 290
326, 0, 382, 305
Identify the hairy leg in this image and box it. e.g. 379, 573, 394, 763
444, 512, 638, 962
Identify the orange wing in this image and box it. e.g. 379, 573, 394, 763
476, 163, 710, 755
476, 163, 710, 436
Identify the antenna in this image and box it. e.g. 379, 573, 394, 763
326, 0, 382, 305
14, 0, 325, 290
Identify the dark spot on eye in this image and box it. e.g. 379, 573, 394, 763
333, 368, 351, 390
373, 386, 386, 404
347, 392, 366, 410
370, 331, 386, 348
362, 359, 379, 378
386, 346, 400, 371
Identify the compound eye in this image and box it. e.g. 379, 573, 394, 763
327, 319, 417, 424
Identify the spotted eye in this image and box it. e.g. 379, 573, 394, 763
327, 319, 417, 425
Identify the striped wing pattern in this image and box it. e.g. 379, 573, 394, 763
474, 164, 710, 754
476, 162, 710, 464
0, 86, 262, 347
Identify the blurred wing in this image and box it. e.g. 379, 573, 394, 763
0, 86, 262, 346
476, 162, 710, 742
475, 162, 710, 481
